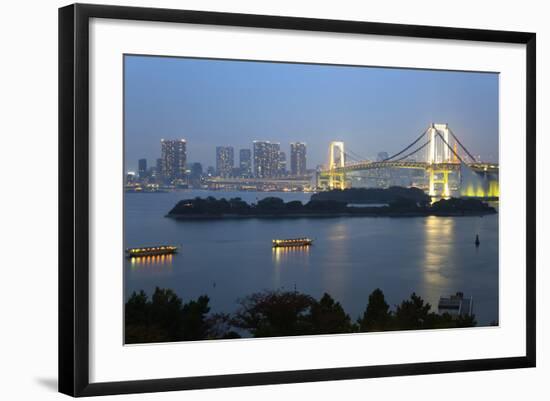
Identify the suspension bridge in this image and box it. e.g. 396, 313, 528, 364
317, 123, 499, 197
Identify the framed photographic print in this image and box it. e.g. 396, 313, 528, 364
58, 3, 536, 397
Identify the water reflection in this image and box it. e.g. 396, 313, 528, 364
421, 216, 455, 300
322, 221, 351, 299
129, 253, 174, 271
272, 245, 311, 265
124, 191, 498, 325
271, 246, 311, 288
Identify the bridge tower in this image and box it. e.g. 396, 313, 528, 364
426, 123, 454, 197
328, 141, 346, 190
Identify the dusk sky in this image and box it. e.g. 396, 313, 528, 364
124, 55, 499, 172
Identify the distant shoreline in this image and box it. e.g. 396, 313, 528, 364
166, 209, 496, 220
165, 193, 497, 221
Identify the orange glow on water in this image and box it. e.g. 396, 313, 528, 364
272, 245, 310, 265
129, 253, 173, 269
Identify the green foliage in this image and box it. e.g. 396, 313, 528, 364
126, 287, 478, 343
310, 293, 355, 334
394, 292, 432, 330
168, 196, 243, 215
305, 200, 348, 212
125, 287, 230, 344
431, 197, 494, 212
228, 197, 249, 211
167, 192, 495, 218
388, 197, 419, 210
256, 197, 286, 211
357, 290, 477, 332
358, 288, 391, 332
233, 290, 316, 337
310, 186, 430, 204
181, 295, 211, 340
286, 200, 304, 211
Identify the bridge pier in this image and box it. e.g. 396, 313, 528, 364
328, 170, 346, 190
428, 168, 451, 198
326, 141, 347, 190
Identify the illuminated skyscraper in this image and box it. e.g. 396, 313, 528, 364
138, 158, 147, 179
154, 158, 163, 181
253, 141, 280, 178
216, 146, 234, 177
290, 142, 307, 176
278, 151, 287, 175
161, 139, 187, 181
239, 149, 252, 176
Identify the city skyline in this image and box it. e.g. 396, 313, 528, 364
124, 55, 498, 172
130, 139, 311, 184
127, 136, 313, 176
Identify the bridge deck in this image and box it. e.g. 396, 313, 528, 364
320, 161, 498, 174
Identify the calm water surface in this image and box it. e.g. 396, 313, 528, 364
124, 190, 498, 325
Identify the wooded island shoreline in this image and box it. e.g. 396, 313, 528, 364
165, 191, 496, 220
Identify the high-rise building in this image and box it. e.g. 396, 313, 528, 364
126, 171, 136, 184
189, 162, 203, 188
270, 143, 281, 177
154, 158, 163, 181
161, 139, 187, 181
278, 151, 287, 175
138, 158, 147, 179
377, 151, 389, 162
190, 162, 203, 178
253, 141, 280, 178
216, 146, 234, 177
239, 149, 252, 176
290, 142, 307, 176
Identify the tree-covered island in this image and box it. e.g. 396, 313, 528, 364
166, 190, 496, 220
310, 186, 431, 204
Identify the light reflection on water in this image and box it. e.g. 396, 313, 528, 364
272, 246, 311, 265
129, 254, 174, 271
124, 190, 498, 325
272, 246, 310, 288
421, 216, 455, 303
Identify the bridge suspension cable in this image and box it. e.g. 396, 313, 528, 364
345, 148, 369, 162
392, 140, 431, 162
435, 132, 467, 165
382, 126, 430, 162
341, 151, 361, 163
448, 128, 477, 163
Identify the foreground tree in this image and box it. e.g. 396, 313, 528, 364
126, 287, 479, 342
180, 295, 211, 340
125, 287, 216, 344
205, 313, 241, 340
233, 290, 316, 337
358, 288, 392, 332
394, 292, 432, 330
125, 289, 169, 343
310, 293, 355, 334
427, 312, 477, 329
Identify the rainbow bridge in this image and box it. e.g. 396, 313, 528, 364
317, 123, 499, 197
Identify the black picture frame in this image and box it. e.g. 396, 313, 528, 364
59, 3, 536, 397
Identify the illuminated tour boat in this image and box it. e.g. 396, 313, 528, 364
125, 245, 178, 258
272, 238, 313, 248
